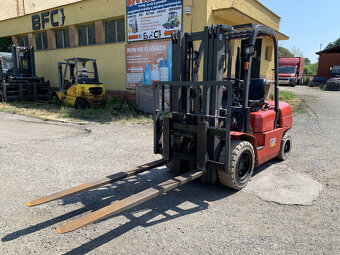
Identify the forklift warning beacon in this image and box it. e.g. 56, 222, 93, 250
26, 24, 292, 233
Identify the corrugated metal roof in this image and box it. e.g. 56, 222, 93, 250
316, 46, 340, 55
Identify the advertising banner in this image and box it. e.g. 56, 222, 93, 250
126, 41, 172, 89
127, 0, 182, 42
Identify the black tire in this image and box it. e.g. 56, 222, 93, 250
218, 140, 255, 190
49, 93, 60, 106
290, 81, 296, 87
326, 79, 340, 91
75, 98, 88, 110
277, 133, 292, 161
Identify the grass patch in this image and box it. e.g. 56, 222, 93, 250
277, 90, 294, 101
269, 90, 307, 116
0, 98, 152, 124
0, 90, 307, 123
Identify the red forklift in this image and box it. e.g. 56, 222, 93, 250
26, 24, 292, 233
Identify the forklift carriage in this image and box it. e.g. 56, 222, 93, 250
26, 24, 292, 233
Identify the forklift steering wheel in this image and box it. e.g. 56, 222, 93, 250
223, 77, 244, 106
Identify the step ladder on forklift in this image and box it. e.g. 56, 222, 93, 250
26, 24, 292, 233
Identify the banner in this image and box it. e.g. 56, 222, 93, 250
127, 0, 182, 42
126, 41, 172, 89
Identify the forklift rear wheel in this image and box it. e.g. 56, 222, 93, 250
218, 140, 255, 190
75, 98, 88, 110
277, 134, 292, 161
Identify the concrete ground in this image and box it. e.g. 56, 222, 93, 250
0, 86, 339, 255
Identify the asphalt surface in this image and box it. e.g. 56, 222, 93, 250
0, 86, 339, 255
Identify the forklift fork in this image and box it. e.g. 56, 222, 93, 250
26, 159, 204, 233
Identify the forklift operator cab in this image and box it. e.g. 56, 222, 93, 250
56, 57, 105, 109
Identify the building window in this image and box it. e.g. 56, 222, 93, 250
265, 46, 273, 61
35, 32, 48, 50
55, 28, 70, 48
104, 18, 125, 43
78, 23, 96, 46
17, 35, 29, 47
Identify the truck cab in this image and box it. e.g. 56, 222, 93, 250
330, 65, 340, 78
278, 57, 304, 87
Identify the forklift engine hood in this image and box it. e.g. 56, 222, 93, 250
268, 100, 292, 128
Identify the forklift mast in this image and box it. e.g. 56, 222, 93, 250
0, 44, 50, 102
10, 44, 37, 78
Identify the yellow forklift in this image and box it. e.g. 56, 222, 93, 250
53, 57, 105, 109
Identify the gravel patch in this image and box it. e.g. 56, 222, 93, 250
244, 165, 324, 205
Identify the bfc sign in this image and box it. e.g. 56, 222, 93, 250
31, 8, 65, 31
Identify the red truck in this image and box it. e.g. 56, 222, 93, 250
278, 57, 304, 87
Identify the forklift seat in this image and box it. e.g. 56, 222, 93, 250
249, 78, 266, 100
249, 78, 266, 111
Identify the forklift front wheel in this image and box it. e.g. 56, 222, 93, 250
218, 140, 255, 190
75, 98, 89, 110
49, 93, 61, 106
277, 134, 292, 161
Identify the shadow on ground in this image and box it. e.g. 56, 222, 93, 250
2, 166, 236, 254
2, 157, 285, 254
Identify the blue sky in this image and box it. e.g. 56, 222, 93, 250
259, 0, 340, 63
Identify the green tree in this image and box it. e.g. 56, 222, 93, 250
0, 37, 12, 52
279, 47, 293, 57
290, 46, 304, 57
304, 63, 318, 76
304, 65, 311, 75
325, 37, 340, 49
304, 58, 311, 65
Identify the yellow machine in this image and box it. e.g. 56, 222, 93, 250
54, 57, 105, 109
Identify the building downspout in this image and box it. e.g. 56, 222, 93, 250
16, 0, 26, 17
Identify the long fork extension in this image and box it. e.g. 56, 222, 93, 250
57, 169, 204, 234
26, 159, 167, 207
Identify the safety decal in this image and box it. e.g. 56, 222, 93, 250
270, 138, 276, 148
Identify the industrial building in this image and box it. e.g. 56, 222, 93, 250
0, 0, 81, 21
0, 0, 288, 97
316, 46, 340, 79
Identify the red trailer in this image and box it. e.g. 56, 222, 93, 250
278, 57, 304, 86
